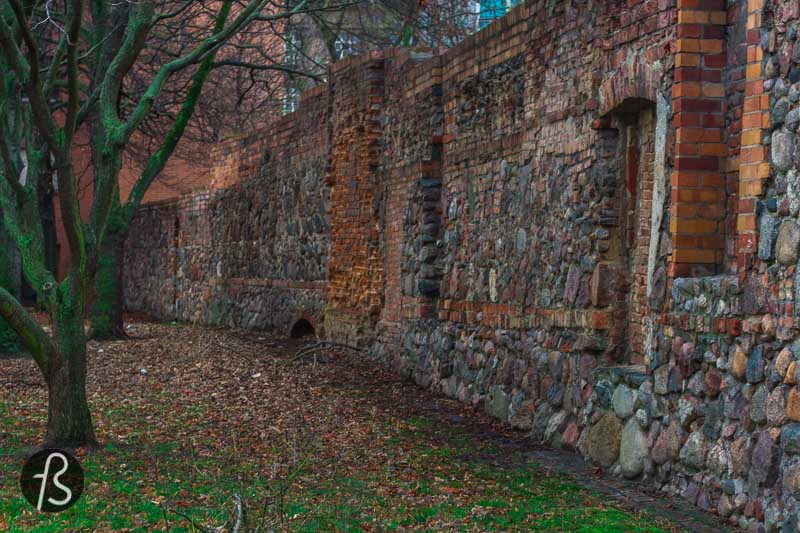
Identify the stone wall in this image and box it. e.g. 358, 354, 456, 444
124, 0, 800, 528
124, 87, 330, 336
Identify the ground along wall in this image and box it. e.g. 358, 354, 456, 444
124, 0, 800, 529
124, 86, 330, 336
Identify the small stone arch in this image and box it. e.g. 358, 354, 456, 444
289, 316, 317, 339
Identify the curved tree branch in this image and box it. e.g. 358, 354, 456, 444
0, 286, 53, 374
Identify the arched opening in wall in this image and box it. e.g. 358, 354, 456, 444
600, 98, 658, 366
290, 318, 316, 339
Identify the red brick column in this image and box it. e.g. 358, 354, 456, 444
736, 0, 769, 273
670, 1, 728, 276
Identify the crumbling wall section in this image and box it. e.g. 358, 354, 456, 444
372, 0, 676, 435
322, 53, 388, 345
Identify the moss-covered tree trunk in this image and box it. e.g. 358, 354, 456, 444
47, 279, 97, 447
0, 222, 21, 353
90, 227, 126, 340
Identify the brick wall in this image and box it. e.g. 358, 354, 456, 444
322, 53, 388, 345
670, 2, 728, 275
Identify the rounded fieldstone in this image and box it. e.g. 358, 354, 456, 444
767, 386, 789, 426
688, 371, 705, 396
767, 56, 780, 78
679, 431, 708, 470
732, 345, 747, 381
654, 365, 680, 394
774, 98, 791, 128
788, 107, 800, 131
587, 412, 622, 467
730, 436, 751, 477
678, 396, 702, 428
776, 220, 800, 265
544, 410, 568, 445
653, 419, 688, 465
773, 130, 796, 173
707, 443, 732, 477
635, 408, 651, 429
777, 348, 794, 379
510, 399, 534, 430
750, 432, 781, 486
490, 386, 510, 421
750, 384, 769, 425
612, 384, 635, 419
619, 418, 648, 479
787, 361, 798, 385
704, 368, 722, 397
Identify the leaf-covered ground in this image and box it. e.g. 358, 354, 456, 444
0, 320, 683, 532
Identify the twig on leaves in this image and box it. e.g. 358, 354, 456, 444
232, 493, 244, 533
290, 341, 363, 364
160, 500, 210, 533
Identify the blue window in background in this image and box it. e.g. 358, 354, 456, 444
478, 0, 520, 28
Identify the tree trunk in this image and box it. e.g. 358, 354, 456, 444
89, 229, 126, 340
46, 298, 97, 447
37, 165, 59, 280
0, 223, 22, 353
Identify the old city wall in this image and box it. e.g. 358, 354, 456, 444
125, 0, 800, 528
124, 86, 330, 335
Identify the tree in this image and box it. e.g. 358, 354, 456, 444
87, 0, 329, 339
0, 219, 21, 353
0, 0, 341, 447
279, 0, 479, 110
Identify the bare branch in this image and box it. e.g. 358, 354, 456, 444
0, 286, 53, 373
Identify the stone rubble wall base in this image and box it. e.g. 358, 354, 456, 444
369, 301, 800, 531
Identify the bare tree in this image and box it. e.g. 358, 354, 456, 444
0, 0, 350, 446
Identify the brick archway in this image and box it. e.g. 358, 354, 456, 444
598, 56, 663, 118
288, 313, 318, 339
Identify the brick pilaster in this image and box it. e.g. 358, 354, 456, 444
670, 0, 728, 276
736, 0, 769, 273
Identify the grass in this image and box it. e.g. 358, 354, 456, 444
0, 322, 678, 532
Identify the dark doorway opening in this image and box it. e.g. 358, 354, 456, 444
290, 319, 316, 339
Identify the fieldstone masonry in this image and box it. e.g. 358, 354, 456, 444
124, 0, 800, 529
125, 86, 330, 335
